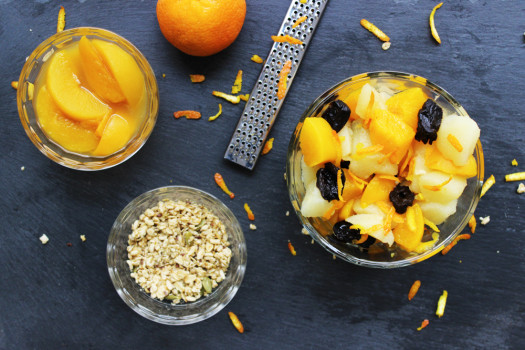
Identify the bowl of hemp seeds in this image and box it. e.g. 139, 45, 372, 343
107, 186, 247, 325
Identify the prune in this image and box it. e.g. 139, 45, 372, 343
340, 160, 350, 169
316, 163, 345, 201
321, 99, 350, 132
332, 220, 361, 243
358, 235, 376, 250
389, 184, 415, 214
415, 99, 443, 144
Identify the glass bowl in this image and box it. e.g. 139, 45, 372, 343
286, 71, 484, 268
17, 27, 159, 170
107, 186, 247, 325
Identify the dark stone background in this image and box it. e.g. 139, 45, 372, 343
1, 0, 524, 349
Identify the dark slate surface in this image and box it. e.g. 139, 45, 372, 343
1, 0, 524, 349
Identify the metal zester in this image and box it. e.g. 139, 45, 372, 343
224, 0, 329, 170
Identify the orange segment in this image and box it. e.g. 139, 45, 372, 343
369, 109, 415, 164
425, 145, 477, 177
342, 87, 362, 120
360, 176, 397, 208
393, 204, 424, 252
386, 87, 428, 130
92, 114, 133, 156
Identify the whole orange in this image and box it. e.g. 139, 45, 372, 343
156, 0, 247, 57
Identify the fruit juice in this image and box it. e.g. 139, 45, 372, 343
33, 36, 147, 156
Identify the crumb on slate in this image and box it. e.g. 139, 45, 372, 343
80, 235, 86, 242
39, 234, 49, 244
249, 224, 257, 231
479, 216, 490, 226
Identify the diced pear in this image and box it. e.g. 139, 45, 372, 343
337, 123, 353, 158
436, 114, 480, 166
345, 213, 394, 246
418, 199, 458, 225
419, 171, 467, 203
300, 182, 333, 217
301, 156, 319, 188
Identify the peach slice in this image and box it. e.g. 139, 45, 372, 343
92, 114, 133, 156
46, 51, 109, 122
34, 86, 99, 153
78, 36, 126, 104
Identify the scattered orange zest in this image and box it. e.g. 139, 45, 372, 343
214, 173, 235, 199
262, 137, 274, 155
360, 18, 390, 42
288, 241, 297, 256
468, 215, 476, 234
376, 201, 405, 224
355, 234, 369, 244
231, 70, 243, 94
480, 174, 495, 196
244, 203, 255, 221
11, 81, 18, 90
336, 169, 344, 202
399, 146, 414, 176
292, 16, 308, 28
208, 104, 223, 121
277, 60, 292, 100
173, 110, 201, 120
441, 234, 471, 255
511, 159, 518, 166
383, 206, 395, 236
271, 34, 303, 45
447, 134, 463, 152
251, 55, 263, 64
239, 94, 250, 102
408, 280, 421, 301
423, 175, 453, 191
417, 319, 429, 331
322, 204, 336, 220
355, 144, 384, 157
346, 169, 369, 187
190, 74, 205, 83
57, 6, 66, 33
228, 312, 244, 333
436, 290, 448, 318
505, 172, 525, 182
212, 91, 240, 104
430, 2, 444, 44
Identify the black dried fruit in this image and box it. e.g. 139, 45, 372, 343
389, 184, 415, 214
415, 99, 443, 144
316, 163, 345, 201
340, 160, 350, 169
358, 235, 376, 250
332, 220, 361, 243
321, 99, 350, 132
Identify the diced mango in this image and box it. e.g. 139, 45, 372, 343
342, 170, 364, 200
299, 117, 340, 167
369, 109, 415, 164
386, 87, 428, 130
393, 203, 424, 252
92, 114, 133, 156
424, 145, 477, 177
342, 88, 361, 120
360, 176, 397, 208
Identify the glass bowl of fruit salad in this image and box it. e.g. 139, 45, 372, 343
17, 27, 159, 170
286, 72, 484, 268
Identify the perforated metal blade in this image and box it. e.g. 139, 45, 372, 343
224, 0, 329, 170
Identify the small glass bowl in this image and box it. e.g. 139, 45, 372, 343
107, 186, 247, 325
17, 27, 159, 170
286, 71, 484, 268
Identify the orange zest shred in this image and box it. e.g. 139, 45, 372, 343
277, 60, 292, 100
190, 74, 205, 83
383, 206, 395, 236
288, 241, 297, 256
356, 144, 384, 156
322, 205, 336, 220
239, 94, 250, 102
214, 173, 235, 199
417, 319, 430, 331
468, 215, 476, 234
271, 34, 303, 45
359, 224, 383, 235
212, 91, 240, 104
336, 169, 344, 201
57, 6, 66, 33
376, 174, 400, 183
376, 201, 405, 224
430, 2, 444, 44
423, 175, 453, 191
480, 174, 495, 197
208, 104, 223, 121
447, 134, 463, 152
360, 18, 390, 42
441, 233, 471, 255
244, 203, 255, 221
292, 16, 308, 28
228, 312, 244, 333
505, 172, 525, 182
436, 290, 448, 318
424, 218, 440, 232
173, 110, 201, 120
231, 70, 243, 94
251, 55, 263, 64
511, 159, 518, 166
346, 169, 369, 188
408, 280, 421, 301
354, 234, 369, 244
11, 81, 18, 90
262, 137, 274, 155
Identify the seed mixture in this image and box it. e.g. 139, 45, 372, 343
126, 199, 231, 304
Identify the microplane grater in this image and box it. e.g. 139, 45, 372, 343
224, 0, 329, 170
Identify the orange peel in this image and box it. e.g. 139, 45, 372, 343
212, 91, 240, 104
262, 137, 274, 155
208, 104, 222, 121
271, 35, 303, 45
251, 55, 263, 63
430, 2, 444, 44
231, 70, 243, 94
173, 110, 201, 119
288, 241, 297, 256
408, 280, 421, 301
214, 173, 235, 199
480, 174, 495, 196
360, 18, 390, 42
244, 203, 255, 221
57, 6, 66, 33
11, 81, 18, 90
190, 74, 205, 83
277, 60, 292, 100
292, 16, 307, 28
228, 312, 244, 333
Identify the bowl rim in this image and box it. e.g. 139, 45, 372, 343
286, 71, 484, 268
106, 185, 247, 325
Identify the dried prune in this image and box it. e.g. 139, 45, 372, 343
332, 220, 361, 242
316, 163, 345, 201
340, 160, 350, 169
415, 99, 443, 144
358, 235, 376, 250
389, 184, 415, 214
321, 99, 350, 132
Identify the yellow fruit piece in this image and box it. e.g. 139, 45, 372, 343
360, 176, 396, 208
46, 51, 109, 122
92, 40, 145, 107
78, 36, 126, 104
342, 87, 362, 120
92, 114, 133, 156
299, 117, 340, 167
393, 204, 424, 252
424, 145, 477, 177
338, 199, 355, 221
369, 109, 415, 164
386, 88, 428, 130
342, 169, 364, 200
35, 86, 99, 153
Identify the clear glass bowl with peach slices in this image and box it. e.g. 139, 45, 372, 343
17, 27, 159, 170
286, 72, 484, 268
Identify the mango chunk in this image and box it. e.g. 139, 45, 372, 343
425, 145, 477, 177
92, 114, 133, 156
386, 87, 428, 130
369, 109, 415, 164
300, 117, 340, 167
341, 87, 362, 120
360, 176, 397, 208
393, 203, 424, 252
